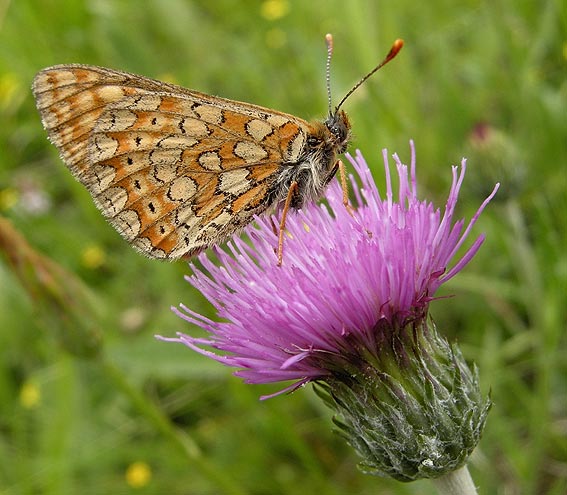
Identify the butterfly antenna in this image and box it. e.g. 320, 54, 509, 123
334, 38, 404, 113
325, 34, 334, 117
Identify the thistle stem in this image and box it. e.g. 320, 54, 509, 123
431, 465, 478, 495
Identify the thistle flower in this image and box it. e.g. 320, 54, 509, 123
158, 141, 499, 488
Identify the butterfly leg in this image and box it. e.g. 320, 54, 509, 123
269, 216, 279, 236
337, 159, 354, 215
269, 217, 279, 258
337, 160, 374, 238
277, 180, 299, 266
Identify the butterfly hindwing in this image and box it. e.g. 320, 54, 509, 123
33, 64, 312, 259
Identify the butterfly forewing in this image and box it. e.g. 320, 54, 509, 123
33, 64, 313, 259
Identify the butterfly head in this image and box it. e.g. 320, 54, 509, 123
304, 109, 351, 178
325, 109, 351, 155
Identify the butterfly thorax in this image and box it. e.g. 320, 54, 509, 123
268, 110, 351, 210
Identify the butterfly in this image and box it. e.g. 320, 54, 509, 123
32, 35, 403, 264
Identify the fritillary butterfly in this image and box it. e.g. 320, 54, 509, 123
32, 36, 403, 264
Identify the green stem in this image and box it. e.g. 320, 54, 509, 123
431, 465, 477, 495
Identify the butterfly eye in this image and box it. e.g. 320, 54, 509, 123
307, 136, 321, 147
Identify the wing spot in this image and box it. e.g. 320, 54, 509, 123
266, 114, 290, 127
233, 141, 268, 163
92, 134, 119, 161
246, 119, 273, 141
198, 150, 222, 171
97, 109, 137, 132
219, 169, 251, 195
286, 132, 306, 161
113, 209, 140, 240
194, 104, 223, 125
182, 118, 209, 137
153, 160, 178, 183
168, 176, 197, 201
150, 148, 182, 167
157, 135, 198, 148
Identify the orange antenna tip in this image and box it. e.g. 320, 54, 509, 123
389, 39, 404, 58
334, 38, 405, 112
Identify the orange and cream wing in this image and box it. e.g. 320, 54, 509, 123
32, 64, 310, 259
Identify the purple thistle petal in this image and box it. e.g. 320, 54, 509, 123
157, 142, 498, 395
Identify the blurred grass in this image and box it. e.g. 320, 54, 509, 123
0, 0, 566, 494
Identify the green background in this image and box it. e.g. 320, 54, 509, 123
1, 0, 566, 494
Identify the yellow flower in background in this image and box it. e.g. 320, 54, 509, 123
81, 244, 106, 269
0, 188, 18, 211
125, 461, 152, 488
20, 381, 41, 409
261, 0, 289, 21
